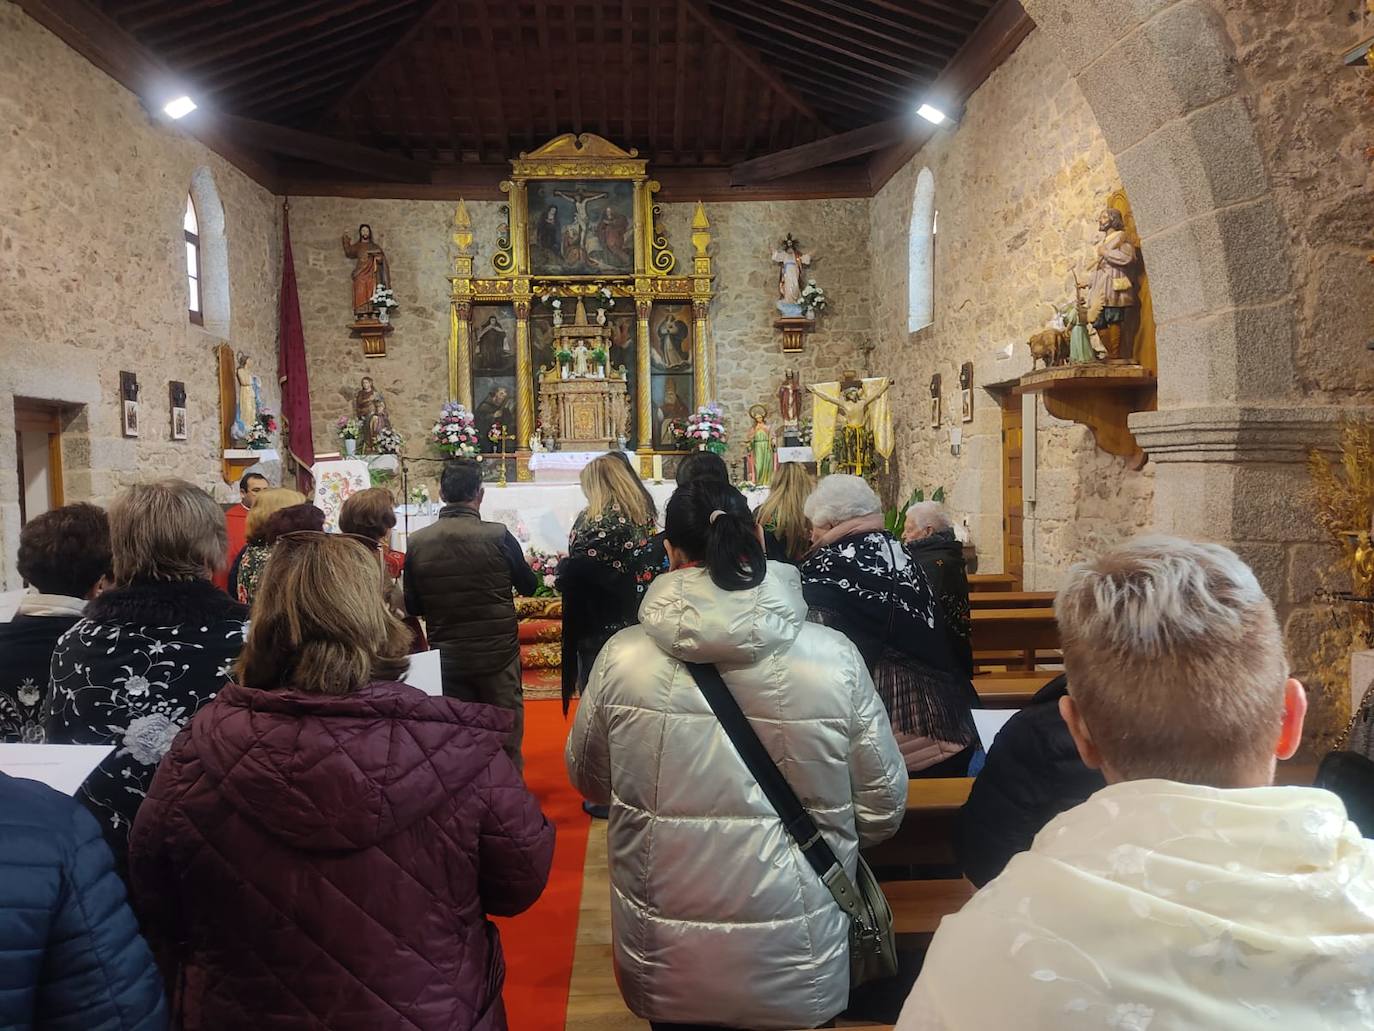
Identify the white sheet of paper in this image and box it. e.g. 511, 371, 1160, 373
972, 709, 1021, 753
0, 589, 25, 623
0, 744, 113, 795
402, 649, 443, 697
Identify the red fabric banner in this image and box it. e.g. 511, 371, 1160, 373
278, 202, 314, 493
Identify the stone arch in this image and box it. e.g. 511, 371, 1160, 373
188, 166, 230, 338
908, 166, 936, 333
1019, 0, 1362, 738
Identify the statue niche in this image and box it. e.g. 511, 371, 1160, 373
538, 299, 629, 450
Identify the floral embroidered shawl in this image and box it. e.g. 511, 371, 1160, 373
897, 780, 1374, 1031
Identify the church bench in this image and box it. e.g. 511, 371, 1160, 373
969, 590, 1056, 609
883, 878, 977, 935
973, 674, 1055, 706
907, 777, 974, 814
970, 608, 1060, 652
968, 573, 1019, 591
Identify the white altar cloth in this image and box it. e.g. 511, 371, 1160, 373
392, 481, 768, 555
528, 450, 605, 483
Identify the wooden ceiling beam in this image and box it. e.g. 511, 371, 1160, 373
868, 0, 1032, 191
593, 1, 609, 139
13, 0, 278, 188
732, 24, 929, 96
326, 0, 451, 121
867, 0, 985, 29
672, 0, 688, 160
200, 10, 416, 92
745, 0, 956, 65
214, 113, 432, 182
534, 1, 561, 137
802, 0, 965, 46
472, 0, 510, 157
715, 4, 941, 79
122, 0, 275, 34
681, 0, 829, 134
731, 115, 912, 184
232, 62, 356, 113
180, 1, 409, 69
151, 0, 339, 51
619, 0, 634, 143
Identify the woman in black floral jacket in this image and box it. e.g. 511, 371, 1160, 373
559, 455, 660, 711
44, 479, 247, 878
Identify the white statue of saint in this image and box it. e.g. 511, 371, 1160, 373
572, 341, 592, 378
770, 234, 812, 315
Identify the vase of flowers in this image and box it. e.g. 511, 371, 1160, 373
686, 403, 727, 455
407, 484, 432, 512
374, 426, 404, 456
800, 280, 827, 319
429, 401, 481, 459
370, 284, 399, 324
337, 416, 362, 456
525, 548, 563, 598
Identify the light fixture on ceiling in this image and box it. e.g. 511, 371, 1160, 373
916, 103, 948, 126
163, 96, 197, 120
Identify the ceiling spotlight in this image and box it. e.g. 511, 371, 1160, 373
916, 103, 947, 126
163, 96, 197, 120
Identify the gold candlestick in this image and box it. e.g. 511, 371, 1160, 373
496, 427, 512, 487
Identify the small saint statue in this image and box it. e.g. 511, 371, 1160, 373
745, 405, 776, 486
571, 341, 592, 378
354, 376, 390, 452
232, 354, 261, 442
770, 234, 812, 316
342, 224, 389, 318
1085, 207, 1139, 363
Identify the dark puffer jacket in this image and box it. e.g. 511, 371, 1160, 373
403, 506, 537, 684
0, 771, 167, 1030
956, 676, 1106, 887
904, 527, 973, 679
128, 681, 555, 1031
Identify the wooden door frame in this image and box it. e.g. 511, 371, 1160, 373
14, 399, 66, 523
987, 383, 1024, 587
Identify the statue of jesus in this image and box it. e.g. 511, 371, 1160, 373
571, 341, 593, 378
807, 377, 891, 477
342, 224, 389, 317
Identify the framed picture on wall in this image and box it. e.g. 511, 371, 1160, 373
471, 305, 517, 376
169, 381, 187, 441
652, 374, 693, 449
929, 372, 942, 429
960, 361, 974, 423
473, 376, 516, 454
120, 371, 140, 438
526, 179, 636, 277
649, 304, 693, 372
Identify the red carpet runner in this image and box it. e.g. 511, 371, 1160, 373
495, 698, 589, 1029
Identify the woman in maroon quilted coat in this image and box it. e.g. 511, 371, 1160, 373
129, 532, 555, 1031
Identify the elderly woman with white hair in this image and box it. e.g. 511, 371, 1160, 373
802, 475, 979, 777
902, 501, 973, 678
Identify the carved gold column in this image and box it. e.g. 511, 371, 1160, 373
450, 301, 473, 407
449, 200, 476, 405
635, 295, 653, 459
692, 299, 711, 405
690, 202, 715, 400
514, 294, 533, 479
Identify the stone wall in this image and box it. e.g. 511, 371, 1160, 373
287, 196, 868, 477
0, 3, 281, 589
868, 27, 1154, 587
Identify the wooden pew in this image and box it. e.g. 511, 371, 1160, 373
971, 608, 1060, 652
883, 878, 977, 935
973, 674, 1055, 706
907, 777, 974, 813
968, 573, 1018, 591
969, 590, 1056, 609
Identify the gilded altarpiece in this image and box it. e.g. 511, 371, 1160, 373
448, 133, 715, 480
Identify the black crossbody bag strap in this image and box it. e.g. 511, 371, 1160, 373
684, 661, 873, 929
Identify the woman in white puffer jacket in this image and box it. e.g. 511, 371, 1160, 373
566, 479, 907, 1031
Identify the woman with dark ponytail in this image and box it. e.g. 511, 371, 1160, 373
567, 479, 907, 1031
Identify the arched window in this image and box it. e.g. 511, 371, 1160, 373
908, 166, 936, 333
186, 167, 230, 337
184, 195, 203, 326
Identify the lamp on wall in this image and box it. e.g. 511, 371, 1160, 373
163, 96, 197, 120
916, 103, 948, 125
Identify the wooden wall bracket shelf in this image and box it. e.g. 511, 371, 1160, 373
349, 317, 394, 358
1014, 363, 1157, 467
774, 315, 814, 353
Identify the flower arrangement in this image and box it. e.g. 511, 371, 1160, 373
590, 345, 608, 367
686, 403, 728, 454
336, 416, 362, 442
369, 285, 399, 311
488, 421, 509, 449
408, 484, 432, 507
664, 418, 689, 450
800, 280, 827, 316
540, 293, 565, 326
243, 418, 274, 450
555, 347, 574, 366
525, 548, 564, 597
430, 401, 481, 459
374, 426, 404, 455
797, 416, 814, 447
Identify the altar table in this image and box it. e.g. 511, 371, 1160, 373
392, 481, 768, 555
527, 451, 604, 483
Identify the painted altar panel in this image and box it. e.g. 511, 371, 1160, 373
471, 303, 517, 452
527, 180, 636, 277
649, 302, 695, 448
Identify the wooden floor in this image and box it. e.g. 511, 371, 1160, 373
566, 821, 648, 1030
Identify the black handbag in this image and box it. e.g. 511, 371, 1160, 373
1315, 750, 1374, 839
684, 661, 899, 987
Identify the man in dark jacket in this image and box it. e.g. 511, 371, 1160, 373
0, 503, 111, 743
956, 675, 1106, 886
0, 771, 166, 1030
404, 460, 538, 768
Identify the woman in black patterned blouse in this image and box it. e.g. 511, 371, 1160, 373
560, 455, 660, 710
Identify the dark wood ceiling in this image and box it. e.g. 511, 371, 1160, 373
43, 0, 1026, 195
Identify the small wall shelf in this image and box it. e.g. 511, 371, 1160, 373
1015, 364, 1157, 467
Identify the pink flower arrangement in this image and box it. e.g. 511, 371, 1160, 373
430, 402, 481, 459
525, 548, 564, 597
686, 403, 727, 452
